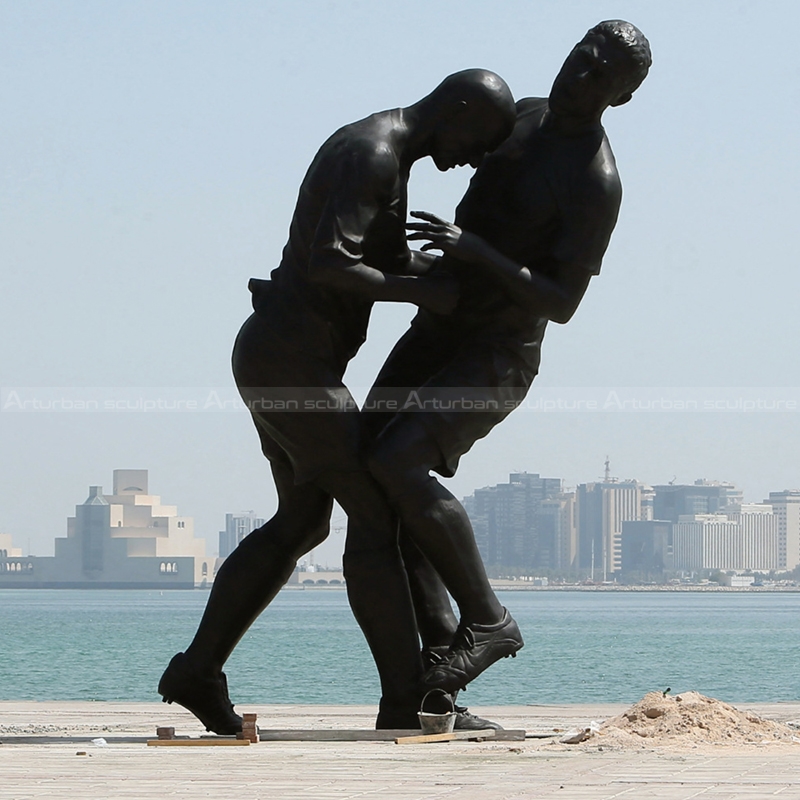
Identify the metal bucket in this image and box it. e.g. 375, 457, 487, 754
417, 689, 456, 734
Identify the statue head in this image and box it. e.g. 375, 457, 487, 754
423, 69, 516, 171
549, 20, 651, 120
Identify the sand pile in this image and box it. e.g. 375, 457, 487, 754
563, 691, 798, 747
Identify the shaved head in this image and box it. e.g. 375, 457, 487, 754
427, 69, 517, 146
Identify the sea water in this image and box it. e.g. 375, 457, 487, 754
1, 589, 798, 705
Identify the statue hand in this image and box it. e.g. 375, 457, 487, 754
407, 210, 464, 256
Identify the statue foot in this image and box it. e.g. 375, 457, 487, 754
453, 705, 504, 731
421, 644, 450, 670
158, 652, 243, 735
421, 607, 523, 693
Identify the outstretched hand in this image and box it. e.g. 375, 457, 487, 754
407, 210, 465, 255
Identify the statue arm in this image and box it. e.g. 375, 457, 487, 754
306, 148, 456, 314
458, 234, 591, 323
407, 211, 591, 323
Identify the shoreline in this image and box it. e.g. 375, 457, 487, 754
1, 582, 798, 592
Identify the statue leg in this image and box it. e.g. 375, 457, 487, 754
399, 532, 458, 650
368, 418, 523, 692
315, 468, 425, 729
362, 358, 458, 654
399, 527, 504, 730
187, 459, 332, 671
159, 458, 333, 733
369, 419, 501, 623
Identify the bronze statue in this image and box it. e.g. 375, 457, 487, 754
364, 20, 652, 693
159, 70, 518, 733
159, 16, 651, 731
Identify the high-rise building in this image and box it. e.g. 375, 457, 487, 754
653, 480, 742, 523
537, 493, 578, 571
462, 473, 562, 571
672, 504, 778, 572
577, 480, 645, 577
620, 520, 674, 578
219, 511, 266, 558
762, 490, 800, 570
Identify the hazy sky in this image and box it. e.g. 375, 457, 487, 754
2, 0, 799, 564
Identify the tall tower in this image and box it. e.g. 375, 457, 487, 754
461, 473, 563, 570
762, 491, 800, 570
578, 480, 643, 576
219, 511, 266, 558
76, 486, 110, 574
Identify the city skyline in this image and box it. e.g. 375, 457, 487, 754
461, 472, 800, 579
4, 465, 800, 571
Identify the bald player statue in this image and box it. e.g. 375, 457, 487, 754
159, 70, 518, 732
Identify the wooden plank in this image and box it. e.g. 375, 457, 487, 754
257, 729, 411, 742
146, 739, 251, 747
395, 729, 496, 745
254, 729, 525, 742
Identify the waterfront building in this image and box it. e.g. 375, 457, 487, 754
673, 515, 735, 572
219, 511, 266, 558
577, 479, 647, 577
725, 504, 780, 569
0, 533, 26, 575
620, 520, 674, 579
762, 490, 800, 570
672, 504, 779, 572
287, 566, 345, 586
727, 574, 756, 587
652, 480, 742, 523
537, 493, 578, 571
462, 473, 563, 571
0, 533, 22, 558
0, 470, 215, 589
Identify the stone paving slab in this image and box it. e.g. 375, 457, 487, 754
1, 702, 799, 799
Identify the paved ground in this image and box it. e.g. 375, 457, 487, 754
1, 702, 799, 799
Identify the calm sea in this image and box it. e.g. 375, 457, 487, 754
1, 589, 798, 706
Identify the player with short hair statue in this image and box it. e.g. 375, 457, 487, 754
363, 20, 652, 693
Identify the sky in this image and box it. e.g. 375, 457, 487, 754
2, 0, 800, 564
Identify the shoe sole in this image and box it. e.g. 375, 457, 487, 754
424, 638, 523, 693
159, 691, 242, 735
158, 668, 242, 735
